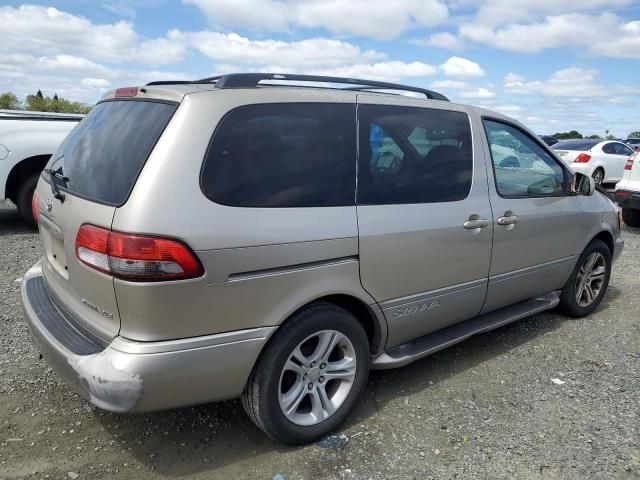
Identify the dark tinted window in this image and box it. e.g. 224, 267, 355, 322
552, 139, 600, 151
613, 143, 633, 155
201, 103, 356, 207
47, 100, 176, 205
484, 120, 566, 197
357, 105, 472, 205
626, 138, 640, 145
602, 142, 616, 154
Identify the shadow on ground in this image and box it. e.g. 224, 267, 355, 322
96, 295, 616, 477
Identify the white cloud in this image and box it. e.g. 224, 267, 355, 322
181, 32, 383, 70
503, 72, 524, 83
440, 56, 485, 78
0, 5, 187, 66
318, 61, 437, 82
412, 32, 465, 50
81, 78, 111, 88
503, 67, 640, 98
459, 87, 495, 99
429, 80, 469, 90
460, 13, 640, 58
184, 0, 449, 39
474, 0, 632, 26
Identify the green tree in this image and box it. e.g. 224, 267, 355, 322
24, 90, 92, 114
0, 92, 21, 110
586, 134, 601, 139
553, 130, 583, 140
628, 131, 640, 139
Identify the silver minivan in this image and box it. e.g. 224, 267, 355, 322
22, 73, 623, 444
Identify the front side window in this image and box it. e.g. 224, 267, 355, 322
358, 105, 473, 205
483, 120, 566, 197
201, 103, 356, 207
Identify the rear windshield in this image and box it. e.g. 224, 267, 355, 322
551, 139, 599, 151
46, 100, 177, 206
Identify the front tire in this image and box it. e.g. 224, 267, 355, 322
558, 239, 611, 317
622, 208, 640, 228
241, 303, 370, 444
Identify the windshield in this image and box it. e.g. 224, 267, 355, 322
46, 100, 177, 206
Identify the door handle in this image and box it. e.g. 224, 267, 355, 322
463, 216, 489, 230
497, 212, 518, 226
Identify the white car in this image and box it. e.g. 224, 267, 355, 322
614, 149, 640, 227
552, 139, 634, 185
0, 109, 82, 225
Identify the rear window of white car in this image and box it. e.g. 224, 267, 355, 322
45, 100, 177, 206
552, 139, 599, 151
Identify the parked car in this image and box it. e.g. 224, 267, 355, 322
614, 149, 640, 227
625, 138, 640, 151
552, 138, 634, 185
538, 134, 558, 146
0, 109, 82, 225
22, 73, 623, 444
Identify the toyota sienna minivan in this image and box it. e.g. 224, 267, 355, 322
22, 73, 623, 444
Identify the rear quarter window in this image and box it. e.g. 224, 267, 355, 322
200, 103, 356, 207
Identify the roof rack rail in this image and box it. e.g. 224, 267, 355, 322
147, 73, 449, 101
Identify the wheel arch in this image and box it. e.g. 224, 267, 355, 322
591, 230, 614, 254
264, 293, 387, 356
5, 154, 50, 201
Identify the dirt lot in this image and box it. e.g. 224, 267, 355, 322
1, 200, 639, 480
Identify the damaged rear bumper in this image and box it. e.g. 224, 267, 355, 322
21, 261, 274, 413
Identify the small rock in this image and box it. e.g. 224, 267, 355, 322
67, 472, 79, 479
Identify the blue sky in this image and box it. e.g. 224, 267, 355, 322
1, 1, 639, 137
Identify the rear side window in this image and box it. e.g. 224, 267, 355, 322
47, 100, 177, 206
201, 103, 356, 207
357, 104, 472, 205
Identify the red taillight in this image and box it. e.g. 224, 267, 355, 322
624, 152, 637, 171
75, 224, 203, 281
574, 153, 591, 163
31, 191, 38, 224
115, 87, 138, 98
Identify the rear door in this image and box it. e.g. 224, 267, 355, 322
481, 118, 582, 312
355, 95, 493, 348
604, 142, 635, 182
35, 99, 177, 342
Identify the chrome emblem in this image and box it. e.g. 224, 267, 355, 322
45, 198, 53, 212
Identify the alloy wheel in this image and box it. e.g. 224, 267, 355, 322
575, 252, 606, 307
278, 330, 357, 426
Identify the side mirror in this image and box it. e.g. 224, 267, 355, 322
572, 172, 595, 196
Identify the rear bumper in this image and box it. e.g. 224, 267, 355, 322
21, 260, 274, 413
613, 189, 640, 210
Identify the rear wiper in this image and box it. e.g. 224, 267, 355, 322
44, 167, 67, 203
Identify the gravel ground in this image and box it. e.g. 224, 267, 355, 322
1, 199, 639, 480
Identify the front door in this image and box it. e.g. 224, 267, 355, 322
481, 118, 583, 313
355, 95, 493, 348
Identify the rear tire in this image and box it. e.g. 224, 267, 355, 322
558, 239, 611, 318
241, 303, 370, 445
592, 168, 604, 185
622, 208, 640, 228
16, 173, 39, 227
